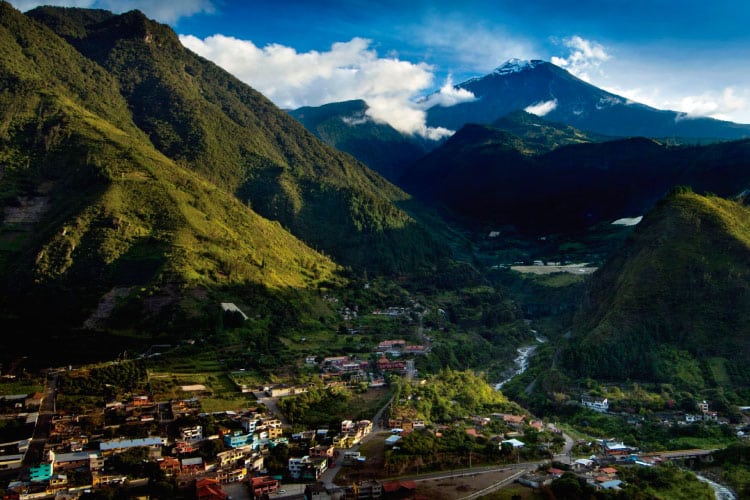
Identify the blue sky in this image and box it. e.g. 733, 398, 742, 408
9, 0, 750, 136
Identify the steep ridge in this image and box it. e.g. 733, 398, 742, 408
565, 190, 750, 394
401, 119, 750, 234
426, 59, 750, 141
27, 5, 445, 273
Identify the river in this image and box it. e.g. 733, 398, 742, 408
494, 334, 546, 390
696, 474, 736, 500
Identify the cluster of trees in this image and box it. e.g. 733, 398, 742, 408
394, 369, 512, 423
59, 361, 147, 400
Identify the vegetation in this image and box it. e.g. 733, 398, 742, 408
565, 191, 750, 399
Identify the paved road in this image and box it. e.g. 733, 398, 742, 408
22, 370, 57, 467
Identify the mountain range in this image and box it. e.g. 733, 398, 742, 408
400, 118, 750, 234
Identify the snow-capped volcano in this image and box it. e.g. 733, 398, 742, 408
427, 59, 750, 140
493, 58, 544, 75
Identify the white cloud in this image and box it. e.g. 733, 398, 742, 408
605, 84, 750, 122
180, 34, 455, 139
417, 75, 476, 109
551, 35, 610, 82
8, 0, 214, 23
524, 99, 558, 117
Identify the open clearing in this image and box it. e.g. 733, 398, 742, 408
511, 263, 597, 275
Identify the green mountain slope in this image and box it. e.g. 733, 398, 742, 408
27, 6, 444, 273
564, 190, 750, 394
491, 110, 607, 153
0, 2, 343, 354
402, 117, 750, 234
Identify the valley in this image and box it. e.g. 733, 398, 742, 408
1, 2, 750, 498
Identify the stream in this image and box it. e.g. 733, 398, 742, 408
696, 474, 737, 500
495, 334, 546, 390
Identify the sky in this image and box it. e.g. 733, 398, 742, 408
9, 0, 750, 138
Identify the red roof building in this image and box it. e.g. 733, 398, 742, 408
196, 478, 227, 500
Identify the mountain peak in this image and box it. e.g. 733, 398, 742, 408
493, 58, 545, 75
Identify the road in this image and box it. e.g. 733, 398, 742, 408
22, 370, 57, 467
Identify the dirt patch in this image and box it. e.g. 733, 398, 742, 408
415, 468, 524, 500
4, 196, 50, 224
510, 263, 597, 275
83, 286, 133, 329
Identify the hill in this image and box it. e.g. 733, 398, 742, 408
426, 59, 750, 141
491, 110, 607, 153
26, 5, 445, 273
564, 190, 750, 396
0, 2, 344, 355
401, 121, 750, 234
289, 100, 432, 182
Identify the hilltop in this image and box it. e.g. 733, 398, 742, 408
564, 190, 750, 398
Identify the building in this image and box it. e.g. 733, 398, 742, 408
581, 396, 609, 412
181, 425, 203, 443
310, 444, 335, 459
223, 430, 252, 448
99, 437, 166, 456
250, 476, 279, 497
289, 455, 328, 480
196, 478, 228, 500
181, 457, 205, 474
29, 462, 53, 482
158, 457, 181, 476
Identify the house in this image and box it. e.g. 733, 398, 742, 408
347, 479, 382, 498
404, 345, 428, 355
548, 467, 565, 478
181, 457, 205, 474
698, 400, 710, 414
310, 444, 335, 459
502, 414, 525, 428
196, 478, 228, 500
573, 458, 595, 471
158, 457, 181, 476
250, 476, 279, 497
518, 473, 552, 488
29, 462, 53, 482
181, 425, 203, 443
501, 438, 525, 448
289, 455, 328, 480
528, 420, 544, 430
581, 396, 609, 412
99, 437, 166, 457
223, 430, 252, 448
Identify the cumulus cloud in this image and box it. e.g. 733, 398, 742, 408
551, 35, 610, 82
9, 0, 215, 23
417, 75, 476, 108
672, 88, 748, 121
606, 84, 750, 122
180, 34, 456, 139
524, 99, 558, 117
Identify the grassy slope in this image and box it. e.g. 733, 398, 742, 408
566, 191, 750, 393
0, 3, 341, 356
28, 6, 445, 273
